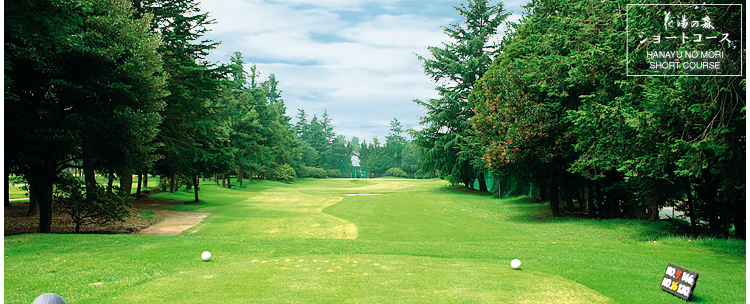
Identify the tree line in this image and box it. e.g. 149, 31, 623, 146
293, 112, 424, 179
5, 0, 428, 233
414, 0, 745, 238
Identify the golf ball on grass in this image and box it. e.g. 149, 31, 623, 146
510, 259, 521, 269
201, 251, 212, 261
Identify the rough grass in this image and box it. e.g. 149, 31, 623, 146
4, 178, 746, 303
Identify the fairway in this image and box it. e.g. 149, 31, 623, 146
4, 178, 745, 303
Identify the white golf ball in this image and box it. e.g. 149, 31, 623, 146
201, 251, 212, 261
510, 259, 521, 269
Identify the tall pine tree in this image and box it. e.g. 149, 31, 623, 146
413, 0, 509, 188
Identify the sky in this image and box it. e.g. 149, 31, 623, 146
198, 0, 529, 142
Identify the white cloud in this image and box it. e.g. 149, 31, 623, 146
338, 14, 450, 48
205, 0, 346, 35
198, 0, 527, 141
267, 0, 400, 11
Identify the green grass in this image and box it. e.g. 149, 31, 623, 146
4, 178, 745, 303
137, 210, 158, 220
7, 186, 29, 200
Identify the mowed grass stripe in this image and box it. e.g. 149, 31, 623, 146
4, 178, 745, 303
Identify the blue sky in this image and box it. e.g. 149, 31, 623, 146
199, 0, 529, 142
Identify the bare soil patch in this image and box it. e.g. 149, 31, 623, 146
134, 211, 210, 236
4, 195, 199, 236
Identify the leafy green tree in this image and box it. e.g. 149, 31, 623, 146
471, 0, 630, 215
400, 142, 423, 177
363, 137, 390, 175
294, 109, 339, 169
330, 135, 351, 171
257, 74, 296, 176
6, 0, 166, 232
472, 0, 745, 236
385, 119, 407, 169
413, 0, 510, 188
135, 0, 228, 200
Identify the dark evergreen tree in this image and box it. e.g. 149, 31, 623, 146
6, 0, 166, 232
413, 0, 510, 188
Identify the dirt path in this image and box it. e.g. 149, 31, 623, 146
5, 195, 210, 236
134, 211, 211, 236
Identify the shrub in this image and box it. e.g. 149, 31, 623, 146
53, 173, 131, 233
299, 166, 328, 178
269, 164, 297, 181
385, 167, 408, 178
326, 169, 342, 178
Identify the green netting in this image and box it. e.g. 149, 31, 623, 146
473, 172, 539, 197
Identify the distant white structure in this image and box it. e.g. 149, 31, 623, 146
351, 152, 361, 167
350, 152, 366, 178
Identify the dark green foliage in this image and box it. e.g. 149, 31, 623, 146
223, 54, 295, 184
399, 142, 422, 177
5, 0, 166, 232
299, 167, 328, 179
53, 173, 130, 233
267, 164, 296, 181
385, 168, 408, 178
470, 0, 745, 237
294, 110, 342, 170
135, 0, 234, 200
413, 0, 509, 188
325, 169, 343, 178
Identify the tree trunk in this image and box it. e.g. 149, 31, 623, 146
733, 197, 746, 239
495, 176, 502, 198
478, 171, 488, 193
193, 174, 200, 203
462, 177, 471, 189
686, 181, 698, 236
583, 185, 592, 216
226, 172, 232, 188
136, 173, 143, 198
107, 173, 115, 193
170, 174, 176, 193
649, 200, 659, 222
28, 175, 54, 233
83, 160, 97, 192
143, 173, 148, 188
119, 169, 133, 198
529, 182, 534, 197
238, 168, 243, 187
548, 170, 561, 217
564, 189, 575, 213
27, 185, 39, 216
5, 173, 10, 208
